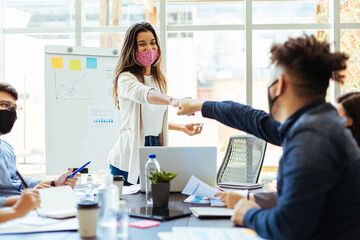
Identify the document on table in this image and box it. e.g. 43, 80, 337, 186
123, 184, 141, 195
182, 175, 224, 207
184, 195, 210, 204
158, 227, 265, 240
189, 207, 234, 218
0, 211, 78, 234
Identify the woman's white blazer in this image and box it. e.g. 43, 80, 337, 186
107, 72, 169, 184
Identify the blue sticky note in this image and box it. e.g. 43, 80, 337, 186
86, 57, 97, 69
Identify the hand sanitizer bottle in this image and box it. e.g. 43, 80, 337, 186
97, 170, 119, 229
85, 174, 93, 200
116, 200, 129, 239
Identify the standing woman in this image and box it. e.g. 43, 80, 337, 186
107, 22, 202, 185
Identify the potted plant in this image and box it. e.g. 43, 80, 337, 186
148, 169, 177, 208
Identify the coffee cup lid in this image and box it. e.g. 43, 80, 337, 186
77, 200, 99, 209
113, 175, 125, 181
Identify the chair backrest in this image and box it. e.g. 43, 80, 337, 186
217, 135, 267, 184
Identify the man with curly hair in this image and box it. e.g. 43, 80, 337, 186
177, 35, 360, 239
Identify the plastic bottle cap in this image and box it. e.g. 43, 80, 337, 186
149, 154, 156, 159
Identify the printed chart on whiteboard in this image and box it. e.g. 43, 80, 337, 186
50, 57, 100, 101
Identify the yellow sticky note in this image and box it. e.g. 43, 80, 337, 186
70, 60, 81, 71
51, 57, 63, 69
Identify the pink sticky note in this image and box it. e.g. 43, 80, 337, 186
129, 220, 160, 229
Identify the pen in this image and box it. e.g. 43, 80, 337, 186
16, 170, 29, 188
67, 161, 91, 178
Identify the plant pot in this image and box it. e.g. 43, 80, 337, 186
151, 182, 170, 208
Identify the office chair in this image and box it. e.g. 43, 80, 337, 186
217, 135, 267, 184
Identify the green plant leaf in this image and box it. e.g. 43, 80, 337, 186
147, 168, 178, 183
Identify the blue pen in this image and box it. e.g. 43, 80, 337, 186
67, 161, 91, 178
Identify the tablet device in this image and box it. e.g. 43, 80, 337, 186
129, 207, 191, 221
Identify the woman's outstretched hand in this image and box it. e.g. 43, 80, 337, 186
181, 123, 203, 136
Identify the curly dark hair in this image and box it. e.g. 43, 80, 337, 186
337, 91, 360, 147
270, 35, 349, 98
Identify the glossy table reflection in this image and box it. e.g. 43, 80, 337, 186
0, 193, 236, 240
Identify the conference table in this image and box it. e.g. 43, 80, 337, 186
0, 193, 239, 240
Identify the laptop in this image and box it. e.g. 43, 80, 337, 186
139, 147, 217, 192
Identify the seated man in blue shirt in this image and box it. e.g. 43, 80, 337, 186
177, 35, 360, 239
0, 82, 80, 207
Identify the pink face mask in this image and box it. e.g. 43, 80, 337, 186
136, 49, 159, 66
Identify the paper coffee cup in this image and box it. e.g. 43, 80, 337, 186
113, 175, 124, 199
77, 200, 100, 238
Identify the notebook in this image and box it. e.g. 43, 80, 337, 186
189, 207, 234, 218
37, 186, 78, 219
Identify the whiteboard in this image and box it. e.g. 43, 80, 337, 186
45, 45, 120, 174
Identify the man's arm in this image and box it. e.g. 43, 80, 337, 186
253, 192, 277, 209
241, 131, 339, 240
202, 101, 282, 145
178, 99, 281, 145
24, 177, 42, 189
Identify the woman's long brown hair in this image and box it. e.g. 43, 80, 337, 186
113, 22, 167, 109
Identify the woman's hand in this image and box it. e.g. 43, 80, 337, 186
181, 123, 203, 136
169, 98, 181, 108
13, 189, 41, 218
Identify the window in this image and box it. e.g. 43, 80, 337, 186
5, 0, 75, 28
341, 29, 360, 92
1, 0, 358, 182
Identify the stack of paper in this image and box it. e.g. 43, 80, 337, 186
123, 184, 141, 195
0, 211, 78, 234
182, 176, 224, 207
158, 227, 264, 240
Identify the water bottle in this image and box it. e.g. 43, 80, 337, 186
116, 200, 129, 239
97, 171, 119, 229
145, 154, 160, 205
85, 174, 93, 200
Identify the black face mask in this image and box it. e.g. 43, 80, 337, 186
267, 79, 279, 117
0, 108, 17, 135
